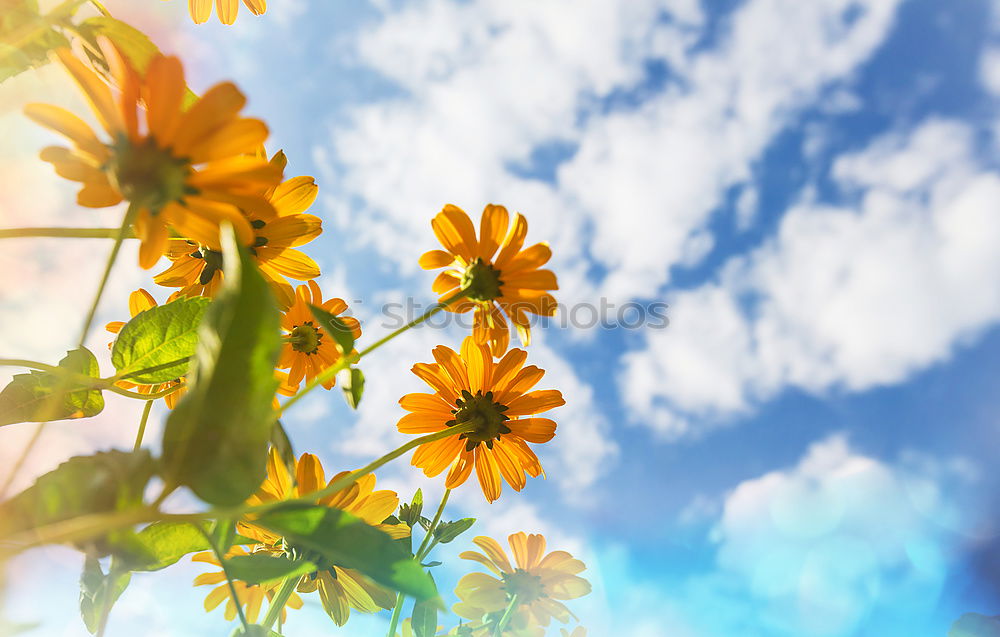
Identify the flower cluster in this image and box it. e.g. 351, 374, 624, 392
15, 16, 591, 636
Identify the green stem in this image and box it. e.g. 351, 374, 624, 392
0, 358, 60, 372
260, 574, 298, 632
0, 227, 133, 240
132, 401, 153, 452
77, 204, 138, 349
0, 422, 44, 498
493, 594, 519, 637
387, 488, 453, 637
194, 524, 250, 634
106, 383, 185, 401
278, 288, 468, 416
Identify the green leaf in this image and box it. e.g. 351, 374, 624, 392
0, 449, 154, 555
271, 420, 297, 477
338, 367, 365, 409
0, 0, 69, 83
308, 303, 355, 356
117, 522, 209, 572
79, 555, 131, 634
255, 503, 436, 600
411, 579, 438, 637
950, 613, 1000, 637
224, 554, 316, 586
111, 296, 209, 384
0, 348, 104, 427
75, 16, 158, 73
398, 489, 423, 527
434, 518, 475, 544
162, 225, 281, 506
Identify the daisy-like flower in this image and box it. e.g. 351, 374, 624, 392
154, 152, 322, 309
105, 288, 186, 408
419, 204, 557, 356
25, 44, 281, 268
397, 337, 564, 503
193, 545, 303, 623
237, 450, 408, 626
453, 533, 591, 632
186, 0, 266, 25
278, 280, 360, 391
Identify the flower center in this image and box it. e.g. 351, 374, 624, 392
447, 390, 511, 452
289, 322, 322, 354
501, 568, 546, 604
108, 136, 193, 212
460, 258, 503, 302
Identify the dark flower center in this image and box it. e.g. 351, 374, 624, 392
109, 136, 193, 213
461, 258, 503, 302
290, 322, 322, 354
501, 568, 546, 604
447, 390, 511, 452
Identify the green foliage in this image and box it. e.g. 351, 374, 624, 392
255, 503, 437, 600
271, 420, 297, 477
0, 348, 104, 426
79, 555, 131, 634
398, 489, 424, 527
308, 303, 355, 356
0, 449, 154, 555
411, 579, 439, 637
224, 553, 316, 586
0, 0, 69, 83
434, 518, 475, 544
950, 614, 1000, 637
230, 626, 283, 637
338, 367, 365, 408
162, 226, 281, 506
75, 16, 158, 73
111, 296, 209, 384
116, 522, 211, 572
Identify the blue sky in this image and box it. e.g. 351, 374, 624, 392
1, 0, 999, 635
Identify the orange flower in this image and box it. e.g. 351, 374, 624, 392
187, 0, 266, 25
25, 44, 281, 268
105, 289, 185, 408
278, 281, 360, 391
453, 533, 590, 632
154, 152, 322, 308
192, 545, 303, 623
420, 204, 557, 356
397, 337, 564, 502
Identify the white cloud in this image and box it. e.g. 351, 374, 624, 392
622, 118, 1000, 437
326, 0, 903, 306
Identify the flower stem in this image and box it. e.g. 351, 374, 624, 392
77, 204, 138, 349
260, 574, 298, 633
493, 594, 520, 637
0, 227, 133, 240
387, 488, 453, 637
194, 524, 250, 634
278, 288, 468, 416
132, 400, 153, 452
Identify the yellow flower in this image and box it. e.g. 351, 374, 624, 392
192, 545, 304, 623
25, 44, 281, 269
238, 450, 409, 626
105, 288, 186, 408
453, 533, 591, 632
154, 152, 322, 309
420, 204, 557, 356
187, 0, 266, 25
278, 281, 360, 391
397, 337, 564, 502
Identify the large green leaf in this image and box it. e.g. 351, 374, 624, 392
111, 296, 208, 384
0, 449, 154, 555
0, 348, 104, 427
116, 522, 210, 572
79, 555, 131, 634
75, 17, 158, 73
161, 225, 281, 506
225, 553, 315, 586
255, 503, 436, 600
410, 576, 438, 637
